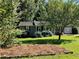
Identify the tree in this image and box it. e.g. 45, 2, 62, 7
17, 0, 41, 21
0, 0, 18, 48
47, 0, 79, 40
17, 0, 48, 21
34, 0, 48, 21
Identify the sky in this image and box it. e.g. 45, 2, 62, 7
45, 0, 48, 2
45, 0, 79, 2
76, 0, 79, 2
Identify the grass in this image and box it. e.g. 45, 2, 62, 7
16, 35, 79, 59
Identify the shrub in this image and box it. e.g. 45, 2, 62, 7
14, 29, 23, 35
72, 27, 78, 34
42, 31, 53, 37
0, 1, 18, 48
35, 31, 43, 37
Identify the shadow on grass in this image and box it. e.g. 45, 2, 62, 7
20, 39, 75, 44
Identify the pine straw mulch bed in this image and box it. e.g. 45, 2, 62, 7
0, 44, 73, 58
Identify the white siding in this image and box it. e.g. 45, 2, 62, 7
64, 27, 72, 34
76, 27, 79, 34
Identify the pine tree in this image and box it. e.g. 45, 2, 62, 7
34, 0, 48, 21
16, 0, 48, 21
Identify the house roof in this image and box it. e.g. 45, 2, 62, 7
18, 21, 50, 27
19, 21, 33, 26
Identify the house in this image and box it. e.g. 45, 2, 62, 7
18, 20, 51, 31
18, 20, 79, 34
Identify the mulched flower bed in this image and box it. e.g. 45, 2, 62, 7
0, 44, 73, 57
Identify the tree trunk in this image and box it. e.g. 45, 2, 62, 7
58, 29, 62, 40
58, 34, 61, 40
58, 27, 63, 40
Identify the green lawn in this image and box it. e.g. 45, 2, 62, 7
16, 35, 79, 59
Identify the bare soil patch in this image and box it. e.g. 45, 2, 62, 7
0, 44, 73, 57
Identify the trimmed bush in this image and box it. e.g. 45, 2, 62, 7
35, 31, 43, 37
42, 31, 53, 37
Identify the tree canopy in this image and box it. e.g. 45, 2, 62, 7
47, 0, 79, 40
17, 0, 48, 21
